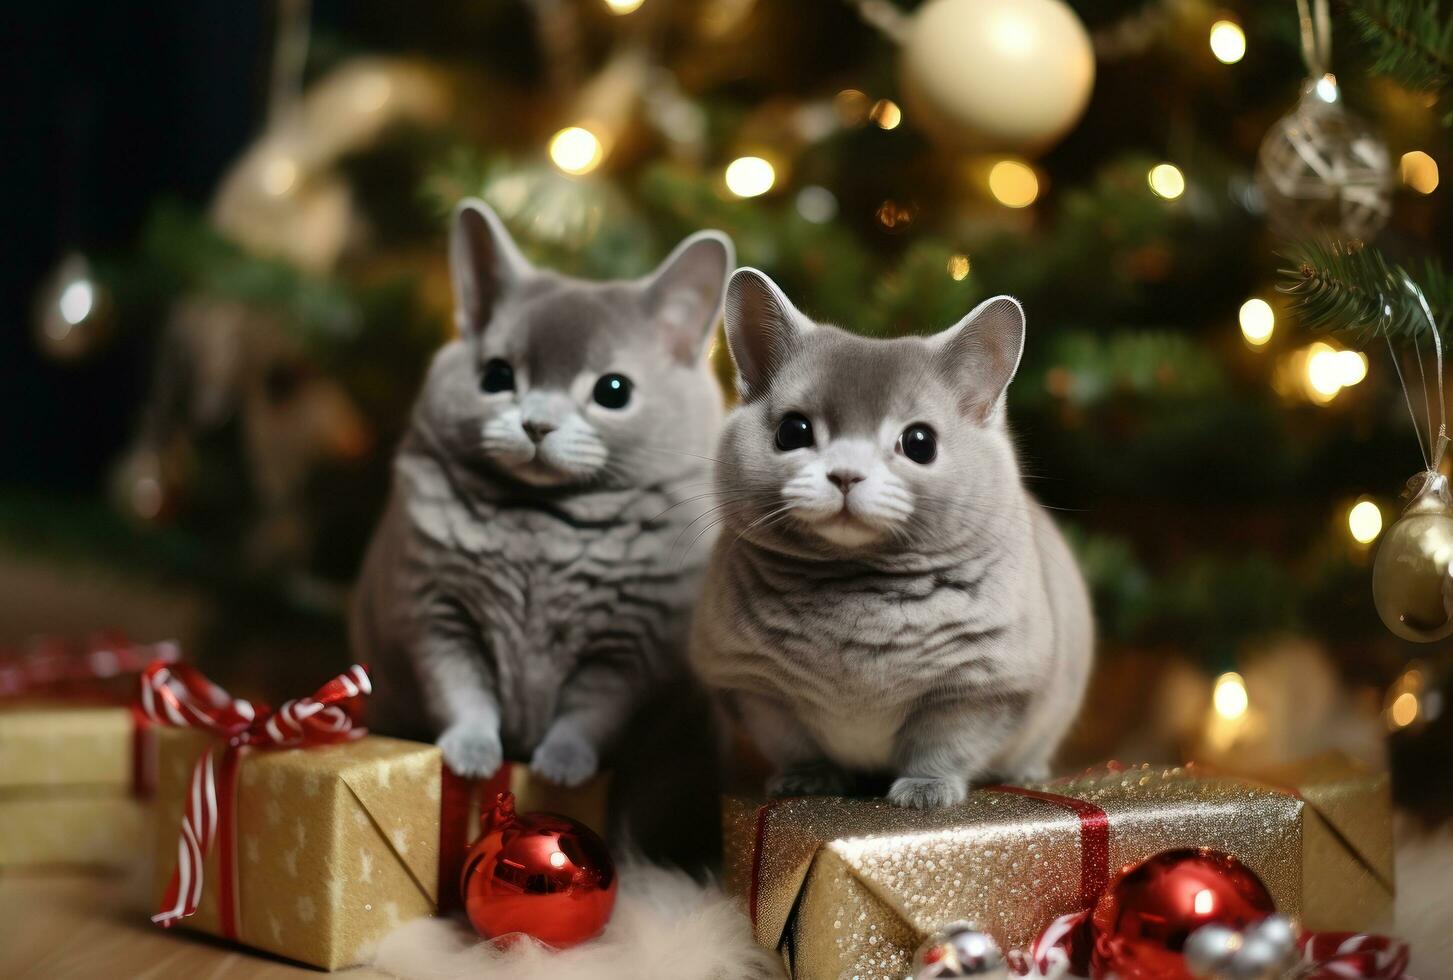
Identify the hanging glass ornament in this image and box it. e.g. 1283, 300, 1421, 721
1373, 472, 1453, 642
1254, 0, 1392, 239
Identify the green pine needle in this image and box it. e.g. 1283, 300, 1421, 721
1277, 238, 1452, 345
1341, 0, 1453, 93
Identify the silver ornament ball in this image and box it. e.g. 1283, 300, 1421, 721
912, 921, 1009, 979
1184, 924, 1241, 977
1255, 74, 1393, 240
1372, 473, 1453, 642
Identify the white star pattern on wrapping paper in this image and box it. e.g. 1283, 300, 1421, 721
303, 772, 322, 797
390, 828, 409, 856
328, 873, 346, 908
375, 762, 392, 789
383, 901, 401, 927
294, 819, 307, 846
297, 895, 316, 923
269, 911, 283, 943
269, 767, 285, 792
359, 851, 374, 884
283, 848, 299, 877
352, 811, 369, 829
244, 834, 261, 864
424, 772, 441, 803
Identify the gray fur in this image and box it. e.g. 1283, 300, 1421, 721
690, 269, 1093, 808
352, 199, 732, 786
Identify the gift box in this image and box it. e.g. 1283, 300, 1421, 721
0, 704, 151, 868
146, 662, 609, 970
0, 637, 175, 869
724, 754, 1393, 980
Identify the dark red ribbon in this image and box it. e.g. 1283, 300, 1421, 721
986, 784, 1111, 908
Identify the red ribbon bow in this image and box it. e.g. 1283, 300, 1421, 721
139, 660, 371, 936
0, 632, 179, 698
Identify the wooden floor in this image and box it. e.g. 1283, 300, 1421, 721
0, 872, 386, 979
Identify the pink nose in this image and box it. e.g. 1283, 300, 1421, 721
827, 470, 864, 495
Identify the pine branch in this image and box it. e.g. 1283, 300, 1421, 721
1341, 0, 1453, 94
1277, 238, 1453, 345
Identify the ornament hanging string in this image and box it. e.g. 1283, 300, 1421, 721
1376, 271, 1448, 481
1296, 0, 1333, 78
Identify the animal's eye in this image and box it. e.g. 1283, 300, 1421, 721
480, 359, 515, 393
775, 412, 814, 451
593, 373, 633, 409
899, 424, 937, 464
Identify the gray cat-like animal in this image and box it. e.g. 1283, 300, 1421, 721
352, 199, 732, 788
690, 269, 1093, 808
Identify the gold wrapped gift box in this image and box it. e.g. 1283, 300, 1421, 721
724, 754, 1393, 980
152, 727, 608, 970
0, 704, 149, 869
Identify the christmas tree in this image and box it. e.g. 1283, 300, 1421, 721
7, 0, 1453, 814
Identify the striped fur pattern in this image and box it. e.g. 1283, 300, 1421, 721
351, 200, 732, 788
690, 270, 1093, 808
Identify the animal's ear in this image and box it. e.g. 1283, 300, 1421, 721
450, 197, 532, 337
644, 230, 734, 362
933, 295, 1026, 423
724, 268, 808, 401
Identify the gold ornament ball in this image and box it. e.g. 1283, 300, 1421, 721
900, 0, 1095, 154
1373, 474, 1453, 642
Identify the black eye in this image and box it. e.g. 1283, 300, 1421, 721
899, 424, 936, 464
775, 412, 814, 451
480, 359, 514, 393
593, 373, 632, 409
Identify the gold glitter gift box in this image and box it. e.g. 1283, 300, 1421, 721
0, 704, 151, 869
152, 727, 609, 970
724, 754, 1393, 980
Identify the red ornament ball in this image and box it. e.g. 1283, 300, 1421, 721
461, 791, 618, 949
1091, 848, 1277, 980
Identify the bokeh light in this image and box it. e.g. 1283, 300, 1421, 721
870, 99, 902, 130
988, 159, 1039, 208
1348, 499, 1383, 544
1209, 20, 1246, 64
725, 156, 776, 197
1148, 163, 1186, 199
549, 127, 604, 176
602, 0, 645, 13
1401, 151, 1439, 194
947, 254, 971, 281
1239, 298, 1274, 346
1213, 672, 1249, 720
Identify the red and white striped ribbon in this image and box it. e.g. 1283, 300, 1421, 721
1299, 931, 1412, 979
139, 661, 371, 932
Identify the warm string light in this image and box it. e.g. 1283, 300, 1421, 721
602, 0, 645, 13
1304, 341, 1367, 402
1239, 298, 1275, 346
549, 127, 605, 176
1212, 672, 1249, 720
1148, 163, 1185, 200
869, 99, 902, 130
988, 159, 1039, 208
725, 156, 776, 197
1385, 664, 1441, 731
1401, 151, 1439, 194
1208, 20, 1246, 64
1348, 499, 1383, 544
947, 254, 971, 281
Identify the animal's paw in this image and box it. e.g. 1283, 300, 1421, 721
438, 719, 503, 779
888, 775, 968, 809
531, 725, 599, 787
768, 761, 849, 798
